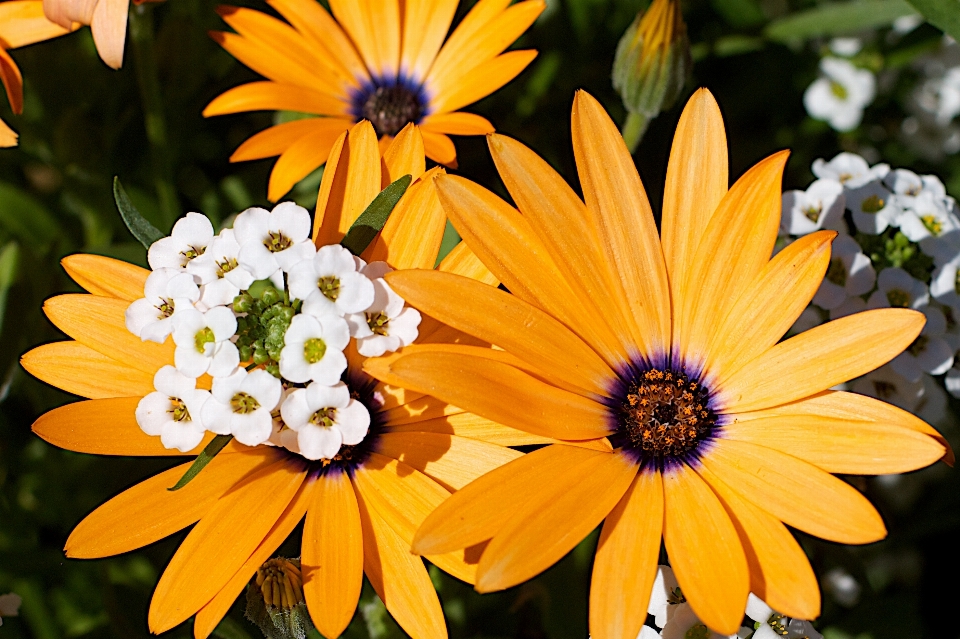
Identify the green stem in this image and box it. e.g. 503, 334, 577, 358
621, 111, 650, 154
128, 4, 180, 229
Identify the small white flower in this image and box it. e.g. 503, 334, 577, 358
780, 179, 845, 236
803, 57, 876, 132
279, 314, 350, 385
288, 244, 376, 316
929, 253, 960, 314
660, 603, 742, 639
812, 152, 887, 188
891, 305, 954, 381
279, 382, 370, 460
346, 263, 422, 357
744, 594, 822, 639
852, 364, 924, 412
829, 37, 862, 57
147, 212, 215, 270
648, 565, 680, 629
867, 267, 929, 309
136, 366, 210, 452
124, 268, 200, 343
234, 202, 316, 279
898, 191, 959, 244
847, 180, 901, 234
187, 229, 257, 308
883, 169, 947, 210
201, 368, 282, 446
171, 306, 240, 378
812, 235, 875, 310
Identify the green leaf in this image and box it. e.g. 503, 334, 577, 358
114, 177, 165, 249
340, 175, 412, 257
213, 617, 256, 639
903, 0, 960, 42
765, 0, 917, 43
0, 182, 61, 248
0, 241, 19, 341
167, 434, 233, 491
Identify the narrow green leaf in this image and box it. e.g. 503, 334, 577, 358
0, 182, 61, 248
340, 175, 412, 257
0, 242, 19, 341
167, 434, 233, 491
765, 0, 917, 43
903, 0, 960, 42
114, 177, 165, 249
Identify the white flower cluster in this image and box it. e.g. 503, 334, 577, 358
781, 151, 960, 424
803, 40, 876, 132
125, 204, 421, 458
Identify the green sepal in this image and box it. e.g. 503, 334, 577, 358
340, 174, 412, 257
114, 177, 165, 249
167, 434, 234, 491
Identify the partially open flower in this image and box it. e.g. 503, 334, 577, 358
245, 558, 314, 639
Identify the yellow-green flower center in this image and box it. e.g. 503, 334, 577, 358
169, 397, 190, 422
921, 214, 943, 236
265, 231, 293, 253
318, 275, 341, 302
830, 80, 848, 100
303, 338, 327, 364
861, 194, 885, 213
181, 246, 206, 263
310, 407, 337, 428
826, 258, 847, 286
231, 391, 260, 414
886, 288, 910, 308
216, 257, 239, 278
156, 297, 175, 320
367, 311, 390, 336
195, 327, 215, 354
803, 204, 822, 223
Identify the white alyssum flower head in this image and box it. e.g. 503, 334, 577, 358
288, 244, 375, 316
812, 235, 876, 310
187, 228, 257, 308
201, 368, 282, 446
125, 268, 200, 343
147, 212, 215, 270
234, 202, 316, 279
745, 595, 823, 639
171, 306, 240, 378
278, 313, 350, 385
891, 305, 954, 382
136, 366, 210, 452
0, 592, 22, 626
867, 267, 930, 310
346, 263, 422, 357
812, 152, 887, 188
931, 253, 960, 314
780, 179, 845, 236
847, 180, 901, 234
898, 190, 960, 244
803, 57, 876, 132
648, 565, 681, 629
279, 382, 370, 460
884, 169, 947, 210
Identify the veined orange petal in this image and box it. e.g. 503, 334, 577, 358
385, 269, 615, 397
375, 431, 523, 491
231, 119, 351, 162
364, 168, 446, 270
43, 294, 175, 373
329, 0, 400, 78
267, 124, 348, 201
61, 254, 148, 301
590, 471, 663, 639
204, 81, 348, 118
0, 1, 75, 49
679, 151, 787, 369
314, 121, 382, 246
426, 0, 510, 88
421, 129, 457, 166
702, 438, 887, 544
716, 309, 925, 413
302, 472, 363, 639
149, 459, 306, 633
430, 50, 538, 115
384, 412, 554, 446
707, 231, 834, 378
400, 0, 458, 81
33, 397, 212, 456
436, 239, 498, 286
477, 450, 636, 592
0, 47, 23, 114
364, 350, 613, 440
698, 465, 820, 620
662, 90, 728, 355
355, 482, 446, 639
90, 0, 127, 69
571, 90, 671, 362
0, 117, 16, 147
663, 464, 748, 636
66, 449, 278, 559
194, 479, 314, 639
380, 123, 426, 186
412, 444, 602, 555
210, 30, 320, 88
420, 112, 494, 136
22, 342, 154, 399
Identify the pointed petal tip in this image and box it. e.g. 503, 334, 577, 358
214, 4, 237, 17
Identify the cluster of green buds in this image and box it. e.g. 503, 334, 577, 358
233, 280, 300, 377
244, 558, 314, 639
613, 0, 691, 152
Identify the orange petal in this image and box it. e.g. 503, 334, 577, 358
231, 118, 352, 162
421, 129, 457, 166
0, 0, 75, 49
662, 464, 748, 636
420, 112, 494, 136
716, 308, 925, 413
66, 449, 278, 559
385, 412, 554, 446
329, 0, 400, 78
149, 459, 306, 633
380, 123, 426, 186
477, 450, 635, 592
400, 0, 458, 81
699, 464, 820, 620
22, 341, 154, 399
61, 254, 148, 301
355, 481, 446, 639
436, 237, 498, 286
571, 90, 671, 362
32, 397, 212, 456
204, 81, 348, 118
0, 47, 23, 114
425, 0, 510, 90
194, 478, 314, 639
267, 123, 350, 201
431, 50, 537, 115
701, 438, 887, 544
90, 0, 128, 69
209, 30, 323, 89
364, 167, 446, 270
590, 471, 663, 639
302, 472, 363, 639
413, 444, 599, 555
0, 116, 16, 147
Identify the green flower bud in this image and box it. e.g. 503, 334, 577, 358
261, 286, 282, 306
244, 558, 314, 639
233, 293, 254, 314
247, 279, 273, 300
253, 346, 271, 366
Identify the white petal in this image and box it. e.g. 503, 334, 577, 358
345, 312, 373, 338
173, 212, 214, 244
336, 400, 371, 445
148, 236, 185, 270
280, 428, 301, 453
280, 389, 314, 429
206, 305, 238, 341
172, 307, 205, 347
287, 260, 320, 301
891, 352, 924, 383
745, 594, 773, 623
270, 201, 312, 241
210, 367, 247, 403
166, 272, 201, 301
243, 369, 282, 411
153, 364, 194, 397
916, 336, 954, 375
125, 298, 161, 340
319, 314, 350, 350
305, 381, 351, 410
238, 241, 279, 280
362, 261, 393, 280
233, 207, 271, 246
308, 348, 348, 386
275, 240, 316, 271
200, 278, 241, 308
160, 420, 207, 453
175, 344, 211, 378
208, 342, 240, 377
279, 346, 314, 384
335, 270, 376, 314
356, 334, 399, 357
314, 244, 357, 276
136, 392, 173, 436
199, 397, 234, 435
141, 316, 175, 344
302, 290, 340, 317
297, 423, 343, 460
231, 410, 274, 446
387, 308, 421, 347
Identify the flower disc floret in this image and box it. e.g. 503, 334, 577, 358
147, 212, 214, 270
279, 382, 370, 461
136, 366, 210, 452
201, 368, 282, 446
279, 314, 349, 385
234, 202, 315, 279
125, 268, 200, 343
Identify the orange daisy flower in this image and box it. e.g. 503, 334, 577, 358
21, 122, 549, 639
363, 90, 952, 638
204, 0, 544, 201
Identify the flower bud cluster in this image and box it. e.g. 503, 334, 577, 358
125, 203, 421, 459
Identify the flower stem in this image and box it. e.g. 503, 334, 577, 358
128, 4, 180, 230
621, 110, 650, 154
